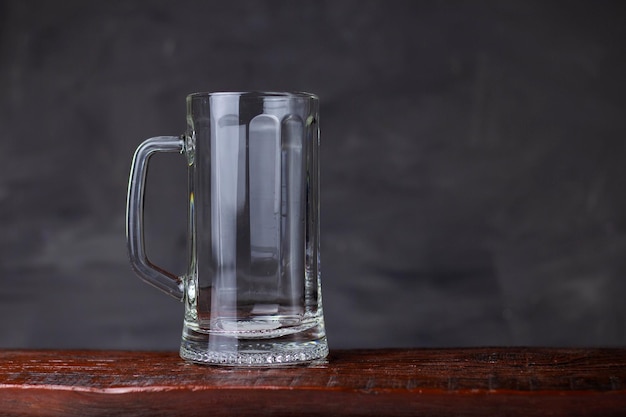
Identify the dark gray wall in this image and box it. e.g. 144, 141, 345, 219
0, 0, 624, 350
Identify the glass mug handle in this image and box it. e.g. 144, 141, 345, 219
126, 136, 185, 300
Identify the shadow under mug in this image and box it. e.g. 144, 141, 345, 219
126, 91, 328, 366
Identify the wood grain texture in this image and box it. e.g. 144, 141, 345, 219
0, 348, 625, 416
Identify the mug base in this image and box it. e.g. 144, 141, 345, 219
179, 325, 328, 366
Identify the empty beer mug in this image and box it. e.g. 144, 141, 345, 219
126, 92, 328, 366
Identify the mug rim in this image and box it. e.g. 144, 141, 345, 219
187, 91, 318, 100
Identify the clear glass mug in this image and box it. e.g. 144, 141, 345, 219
126, 92, 328, 366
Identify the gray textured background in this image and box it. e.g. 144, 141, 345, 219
0, 0, 625, 350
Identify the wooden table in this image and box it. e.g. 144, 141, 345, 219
1, 348, 625, 416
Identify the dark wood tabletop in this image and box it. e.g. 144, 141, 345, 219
1, 348, 625, 416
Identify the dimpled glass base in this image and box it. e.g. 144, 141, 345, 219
180, 323, 328, 366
